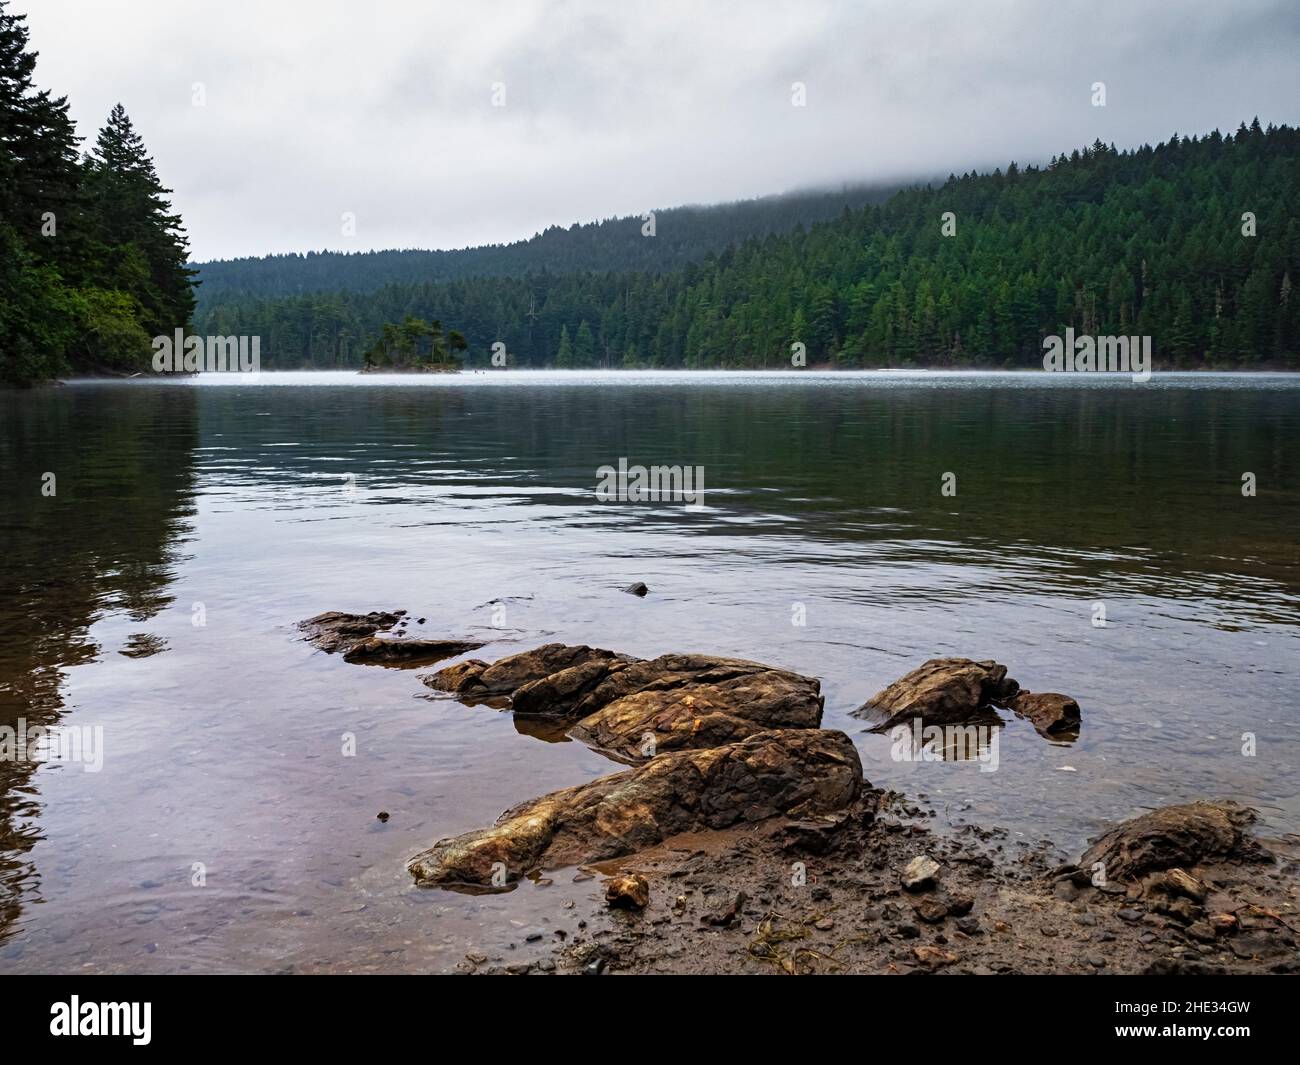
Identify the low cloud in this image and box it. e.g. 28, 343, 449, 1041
26, 0, 1300, 260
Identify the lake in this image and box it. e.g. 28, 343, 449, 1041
1, 370, 1298, 972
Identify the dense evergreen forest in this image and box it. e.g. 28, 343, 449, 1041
193, 184, 908, 308
199, 123, 1299, 371
0, 1, 194, 386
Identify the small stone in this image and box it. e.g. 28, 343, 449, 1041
376, 811, 390, 822
1161, 868, 1207, 903
814, 917, 835, 932
895, 921, 920, 939
913, 897, 949, 923
604, 874, 650, 910
948, 893, 974, 917
956, 916, 982, 936
1155, 897, 1201, 925
623, 582, 649, 597
1210, 912, 1238, 935
913, 945, 958, 967
702, 890, 747, 927
1053, 879, 1080, 901
902, 855, 940, 892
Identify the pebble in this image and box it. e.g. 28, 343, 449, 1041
902, 855, 940, 892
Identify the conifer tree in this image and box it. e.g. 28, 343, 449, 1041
84, 103, 196, 338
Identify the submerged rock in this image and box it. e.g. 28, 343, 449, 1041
299, 610, 405, 653
1080, 800, 1258, 882
623, 582, 649, 597
407, 729, 863, 889
852, 657, 1019, 727
341, 636, 485, 666
1009, 691, 1080, 737
423, 643, 626, 702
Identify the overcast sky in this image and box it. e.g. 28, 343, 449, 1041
22, 0, 1300, 262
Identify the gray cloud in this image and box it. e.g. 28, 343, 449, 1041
24, 0, 1300, 260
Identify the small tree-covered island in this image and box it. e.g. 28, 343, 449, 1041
359, 317, 468, 373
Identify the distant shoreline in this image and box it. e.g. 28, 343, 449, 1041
41, 366, 1300, 386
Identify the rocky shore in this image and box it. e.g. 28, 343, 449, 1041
302, 610, 1300, 974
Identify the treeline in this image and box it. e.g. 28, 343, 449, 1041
192, 183, 907, 309
0, 1, 194, 386
199, 122, 1300, 371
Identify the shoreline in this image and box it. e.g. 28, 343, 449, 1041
23, 366, 1300, 390
299, 615, 1300, 975
480, 791, 1300, 976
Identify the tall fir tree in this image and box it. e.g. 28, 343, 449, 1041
84, 103, 196, 338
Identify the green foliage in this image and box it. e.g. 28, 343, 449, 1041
361, 316, 466, 369
198, 124, 1300, 371
0, 223, 78, 383
71, 287, 153, 370
0, 1, 194, 386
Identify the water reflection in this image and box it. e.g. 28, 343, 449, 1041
0, 385, 197, 940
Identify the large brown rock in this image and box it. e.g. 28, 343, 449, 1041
408, 729, 863, 888
425, 646, 824, 761
1080, 801, 1258, 882
564, 655, 825, 761
1008, 691, 1080, 737
852, 657, 1018, 727
422, 643, 625, 702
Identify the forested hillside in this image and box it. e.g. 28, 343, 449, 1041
0, 1, 194, 386
193, 184, 908, 309
198, 122, 1300, 371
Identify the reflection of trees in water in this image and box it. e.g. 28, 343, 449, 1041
0, 385, 197, 940
202, 382, 1300, 617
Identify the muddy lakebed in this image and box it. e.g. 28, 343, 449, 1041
1, 370, 1298, 973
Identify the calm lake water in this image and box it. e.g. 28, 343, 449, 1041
1, 370, 1298, 972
